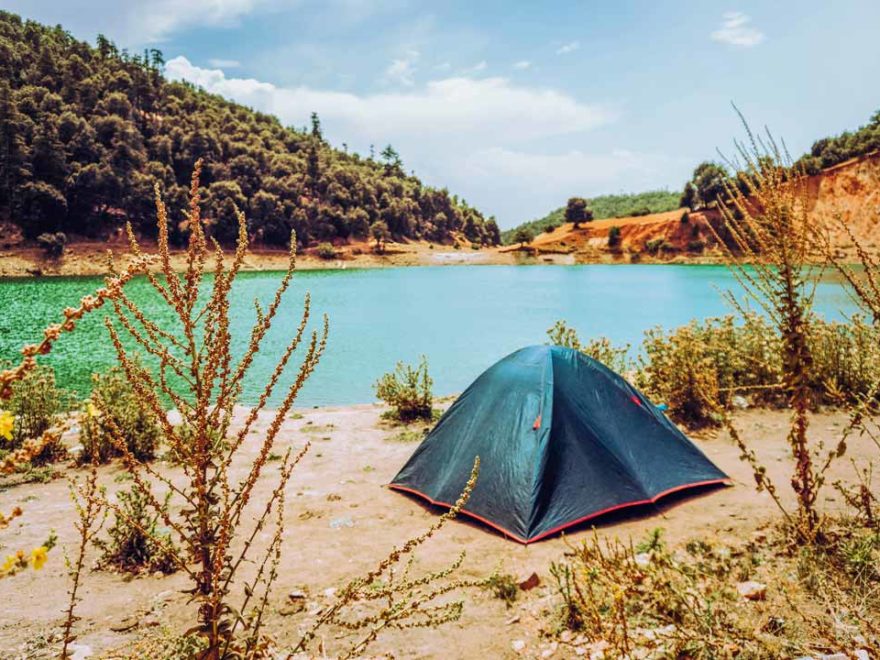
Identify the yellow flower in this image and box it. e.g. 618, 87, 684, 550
1, 555, 16, 573
85, 402, 100, 419
30, 546, 48, 570
0, 410, 13, 441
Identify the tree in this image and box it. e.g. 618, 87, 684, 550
380, 144, 402, 175
513, 227, 533, 247
565, 197, 592, 228
310, 111, 323, 141
484, 218, 501, 246
371, 220, 390, 253
684, 161, 728, 209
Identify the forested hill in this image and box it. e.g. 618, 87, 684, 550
501, 190, 679, 244
0, 12, 500, 248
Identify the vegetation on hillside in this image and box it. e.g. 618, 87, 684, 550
797, 109, 880, 173
502, 190, 679, 244
0, 11, 500, 249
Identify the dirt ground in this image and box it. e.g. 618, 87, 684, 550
0, 240, 572, 278
0, 405, 872, 659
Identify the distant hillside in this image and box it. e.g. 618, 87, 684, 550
0, 11, 500, 248
501, 190, 679, 244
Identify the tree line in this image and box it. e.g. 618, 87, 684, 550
0, 12, 501, 248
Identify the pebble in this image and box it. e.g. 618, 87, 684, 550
512, 640, 526, 653
736, 580, 767, 601
518, 572, 540, 590
67, 644, 93, 660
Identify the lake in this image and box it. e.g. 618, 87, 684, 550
0, 265, 857, 407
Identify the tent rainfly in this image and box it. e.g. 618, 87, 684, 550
389, 345, 729, 543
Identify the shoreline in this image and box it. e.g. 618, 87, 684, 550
0, 241, 727, 278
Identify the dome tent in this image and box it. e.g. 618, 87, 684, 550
389, 345, 728, 543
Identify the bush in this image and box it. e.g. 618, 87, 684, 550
79, 365, 161, 464
544, 223, 559, 233
607, 226, 622, 249
680, 211, 690, 224
315, 242, 337, 259
36, 231, 66, 259
96, 483, 178, 575
3, 364, 68, 464
644, 238, 671, 255
687, 239, 705, 252
374, 356, 434, 422
548, 321, 631, 375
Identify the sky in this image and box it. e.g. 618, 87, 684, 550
7, 1, 880, 228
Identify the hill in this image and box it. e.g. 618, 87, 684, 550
501, 190, 679, 244
0, 11, 500, 249
509, 151, 880, 264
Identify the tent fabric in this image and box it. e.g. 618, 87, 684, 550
389, 345, 729, 543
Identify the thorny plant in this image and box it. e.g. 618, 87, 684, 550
61, 463, 107, 658
814, 169, 880, 535
549, 530, 757, 658
80, 160, 329, 657
705, 113, 841, 543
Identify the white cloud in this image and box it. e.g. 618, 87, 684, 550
556, 40, 580, 55
165, 56, 622, 223
129, 0, 267, 42
513, 60, 531, 70
711, 11, 765, 48
208, 58, 242, 68
383, 50, 419, 86
460, 60, 488, 75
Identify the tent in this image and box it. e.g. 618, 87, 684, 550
389, 345, 728, 543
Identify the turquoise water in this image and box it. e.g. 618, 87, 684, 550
0, 265, 857, 407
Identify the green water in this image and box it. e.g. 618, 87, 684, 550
0, 265, 857, 407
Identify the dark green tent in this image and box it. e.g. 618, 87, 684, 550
390, 345, 728, 543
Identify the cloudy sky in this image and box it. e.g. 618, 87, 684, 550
8, 1, 880, 227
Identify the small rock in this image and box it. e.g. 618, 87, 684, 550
67, 644, 93, 660
288, 590, 308, 601
323, 587, 337, 599
559, 630, 573, 643
330, 516, 354, 529
512, 640, 526, 653
731, 395, 749, 410
504, 615, 520, 625
518, 572, 540, 591
819, 655, 847, 660
166, 409, 183, 426
110, 618, 138, 632
736, 580, 767, 601
855, 650, 870, 660
634, 552, 651, 568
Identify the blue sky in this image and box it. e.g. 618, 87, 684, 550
8, 1, 880, 227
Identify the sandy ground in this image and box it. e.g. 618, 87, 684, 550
0, 405, 873, 659
0, 241, 581, 278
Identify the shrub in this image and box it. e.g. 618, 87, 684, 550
79, 365, 161, 464
680, 211, 690, 224
548, 321, 631, 375
544, 223, 559, 233
374, 356, 434, 422
4, 365, 65, 448
485, 573, 519, 607
644, 238, 671, 255
36, 231, 66, 258
315, 242, 337, 259
607, 226, 622, 249
96, 483, 178, 575
687, 239, 705, 252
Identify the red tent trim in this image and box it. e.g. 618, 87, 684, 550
388, 477, 731, 544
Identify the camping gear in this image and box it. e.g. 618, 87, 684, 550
389, 345, 728, 543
